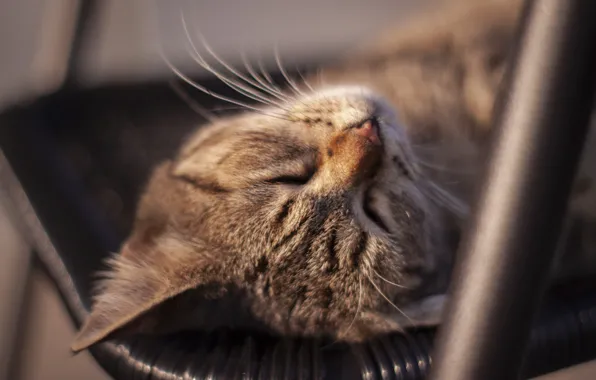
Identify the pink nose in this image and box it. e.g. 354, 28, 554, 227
354, 119, 381, 145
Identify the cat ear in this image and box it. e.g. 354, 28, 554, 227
172, 124, 248, 188
70, 233, 218, 353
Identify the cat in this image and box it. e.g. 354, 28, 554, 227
71, 0, 596, 352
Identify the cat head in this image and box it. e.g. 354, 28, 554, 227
71, 85, 461, 352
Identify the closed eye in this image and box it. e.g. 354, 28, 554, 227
265, 165, 316, 186
265, 172, 313, 186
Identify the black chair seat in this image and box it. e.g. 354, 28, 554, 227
2, 79, 596, 379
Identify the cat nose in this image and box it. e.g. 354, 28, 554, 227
353, 119, 381, 146
317, 118, 383, 191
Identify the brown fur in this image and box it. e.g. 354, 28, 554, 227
72, 86, 456, 352
73, 0, 596, 352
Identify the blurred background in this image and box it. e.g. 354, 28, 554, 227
0, 0, 432, 108
0, 0, 594, 379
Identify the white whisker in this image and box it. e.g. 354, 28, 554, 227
211, 106, 246, 112
414, 157, 474, 174
366, 273, 415, 326
180, 14, 290, 111
296, 67, 315, 92
317, 68, 326, 86
168, 79, 216, 122
418, 180, 469, 218
194, 30, 291, 107
321, 275, 362, 350
160, 49, 290, 121
373, 269, 411, 289
274, 44, 305, 96
241, 52, 292, 102
194, 29, 291, 103
429, 181, 469, 215
186, 43, 289, 110
344, 275, 363, 337
257, 54, 286, 97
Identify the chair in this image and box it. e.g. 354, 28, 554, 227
1, 0, 596, 378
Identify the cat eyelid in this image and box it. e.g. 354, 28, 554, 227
263, 163, 317, 186
265, 174, 312, 186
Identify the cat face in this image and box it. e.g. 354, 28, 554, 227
72, 86, 454, 352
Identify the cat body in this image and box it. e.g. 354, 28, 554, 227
72, 0, 596, 352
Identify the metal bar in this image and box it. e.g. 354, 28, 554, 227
29, 0, 81, 96
62, 0, 100, 89
428, 1, 596, 379
0, 189, 32, 380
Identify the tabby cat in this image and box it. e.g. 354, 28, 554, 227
71, 0, 596, 352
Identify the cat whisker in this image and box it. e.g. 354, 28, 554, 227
372, 269, 411, 289
160, 49, 290, 121
168, 79, 217, 122
185, 42, 288, 110
192, 22, 293, 107
366, 273, 415, 326
321, 274, 362, 350
210, 106, 247, 112
241, 52, 293, 102
414, 158, 473, 173
296, 67, 315, 92
428, 180, 469, 215
274, 44, 306, 96
180, 14, 290, 111
316, 67, 326, 86
257, 54, 290, 99
418, 180, 469, 219
344, 274, 363, 338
